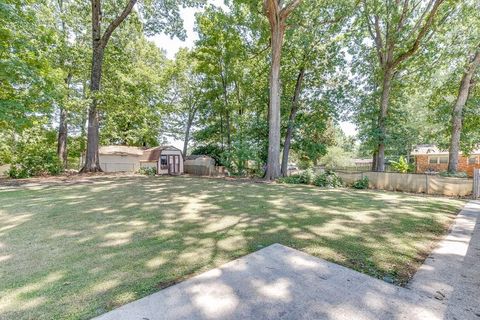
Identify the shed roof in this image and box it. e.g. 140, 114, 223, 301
98, 145, 144, 156
142, 146, 182, 161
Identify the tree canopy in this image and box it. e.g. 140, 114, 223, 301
1, 0, 479, 177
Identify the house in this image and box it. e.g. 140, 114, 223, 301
411, 144, 480, 177
81, 145, 184, 174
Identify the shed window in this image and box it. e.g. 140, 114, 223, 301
439, 156, 448, 164
468, 156, 477, 165
160, 155, 168, 166
429, 157, 438, 164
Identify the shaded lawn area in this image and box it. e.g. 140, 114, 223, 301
0, 176, 465, 320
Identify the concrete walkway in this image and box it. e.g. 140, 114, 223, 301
94, 201, 480, 320
408, 200, 480, 319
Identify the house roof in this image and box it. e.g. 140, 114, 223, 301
353, 158, 373, 164
142, 146, 181, 161
411, 144, 480, 155
98, 145, 144, 156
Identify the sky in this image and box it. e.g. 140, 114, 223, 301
148, 1, 357, 148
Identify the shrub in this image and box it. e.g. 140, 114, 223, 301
352, 176, 369, 189
390, 156, 414, 173
8, 149, 62, 178
138, 167, 156, 176
277, 168, 315, 185
299, 168, 314, 184
439, 171, 468, 178
277, 174, 304, 184
313, 170, 343, 188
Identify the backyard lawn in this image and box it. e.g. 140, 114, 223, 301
0, 175, 465, 320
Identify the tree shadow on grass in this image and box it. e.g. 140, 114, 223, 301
0, 175, 465, 319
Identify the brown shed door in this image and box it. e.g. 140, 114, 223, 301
168, 155, 180, 174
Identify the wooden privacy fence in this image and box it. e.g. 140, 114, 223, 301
335, 171, 473, 197
474, 169, 480, 199
184, 164, 227, 177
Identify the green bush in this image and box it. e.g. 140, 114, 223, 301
277, 169, 314, 185
352, 176, 369, 189
439, 171, 468, 178
8, 149, 62, 178
390, 156, 414, 173
313, 171, 343, 188
277, 174, 304, 184
138, 167, 157, 176
299, 168, 314, 184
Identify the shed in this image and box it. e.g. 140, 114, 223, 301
96, 146, 144, 172
141, 146, 184, 175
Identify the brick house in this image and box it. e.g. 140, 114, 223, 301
411, 144, 480, 177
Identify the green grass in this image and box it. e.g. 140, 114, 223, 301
0, 176, 465, 319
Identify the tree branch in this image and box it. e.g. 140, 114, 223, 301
101, 0, 137, 47
280, 0, 302, 19
392, 0, 444, 68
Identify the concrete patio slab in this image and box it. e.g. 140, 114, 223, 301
93, 244, 442, 320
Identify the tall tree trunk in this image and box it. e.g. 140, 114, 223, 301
448, 49, 480, 172
265, 23, 284, 180
375, 68, 393, 172
81, 36, 105, 172
221, 70, 231, 148
225, 110, 231, 147
371, 150, 377, 171
183, 107, 197, 157
81, 0, 136, 173
281, 67, 305, 176
263, 0, 301, 180
57, 72, 72, 168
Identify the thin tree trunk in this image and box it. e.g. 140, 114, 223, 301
448, 49, 480, 172
281, 67, 305, 176
57, 73, 72, 168
221, 70, 231, 147
183, 107, 197, 157
225, 110, 231, 147
375, 68, 393, 172
371, 150, 377, 171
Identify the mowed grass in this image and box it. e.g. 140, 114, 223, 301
0, 175, 465, 319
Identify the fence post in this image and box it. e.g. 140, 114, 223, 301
425, 174, 429, 194
474, 169, 480, 199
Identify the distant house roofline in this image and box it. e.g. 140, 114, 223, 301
411, 144, 480, 155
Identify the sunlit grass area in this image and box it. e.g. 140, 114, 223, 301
0, 176, 465, 320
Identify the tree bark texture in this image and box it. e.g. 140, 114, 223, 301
81, 0, 136, 172
263, 0, 302, 180
375, 68, 393, 172
183, 106, 197, 157
281, 67, 305, 176
448, 48, 480, 172
57, 73, 72, 168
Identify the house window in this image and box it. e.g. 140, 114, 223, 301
428, 157, 437, 164
428, 156, 448, 164
468, 156, 477, 165
160, 155, 168, 169
439, 156, 448, 164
